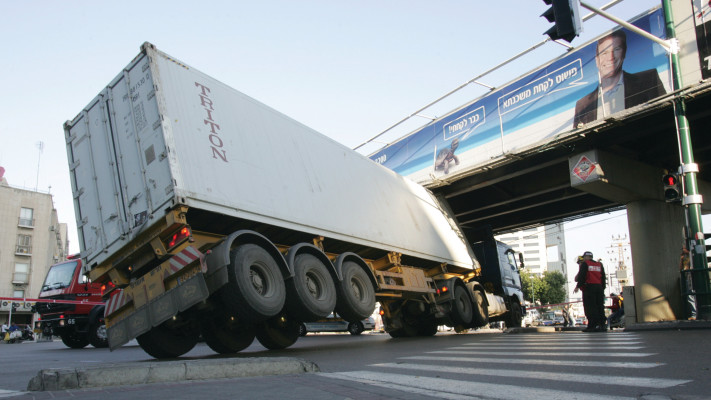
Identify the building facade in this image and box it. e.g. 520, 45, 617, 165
0, 175, 68, 326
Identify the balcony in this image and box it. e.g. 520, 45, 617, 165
18, 217, 34, 228
15, 245, 32, 256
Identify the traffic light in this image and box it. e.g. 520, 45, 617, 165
662, 173, 682, 202
541, 0, 583, 43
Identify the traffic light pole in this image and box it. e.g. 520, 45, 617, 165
661, 0, 711, 320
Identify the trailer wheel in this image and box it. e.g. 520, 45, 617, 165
202, 313, 256, 354
417, 318, 439, 337
335, 261, 375, 322
60, 331, 89, 349
255, 313, 300, 350
136, 321, 199, 359
298, 323, 308, 337
470, 290, 489, 328
450, 285, 474, 326
88, 315, 109, 348
221, 243, 286, 323
505, 301, 523, 328
287, 253, 337, 321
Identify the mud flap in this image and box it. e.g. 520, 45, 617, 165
106, 274, 209, 351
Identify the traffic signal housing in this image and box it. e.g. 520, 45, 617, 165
662, 173, 682, 202
541, 0, 583, 43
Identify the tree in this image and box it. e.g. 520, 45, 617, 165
540, 271, 567, 305
520, 271, 545, 305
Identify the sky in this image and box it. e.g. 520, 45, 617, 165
0, 0, 682, 272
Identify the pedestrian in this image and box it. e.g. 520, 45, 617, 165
607, 293, 624, 329
1, 321, 8, 342
574, 251, 607, 332
679, 245, 697, 320
562, 306, 570, 328
566, 304, 576, 327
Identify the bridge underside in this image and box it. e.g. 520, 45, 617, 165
433, 84, 711, 239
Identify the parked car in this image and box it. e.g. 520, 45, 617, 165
299, 314, 375, 336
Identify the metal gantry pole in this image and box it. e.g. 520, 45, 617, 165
661, 0, 711, 319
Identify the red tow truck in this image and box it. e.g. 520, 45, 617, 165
35, 255, 108, 348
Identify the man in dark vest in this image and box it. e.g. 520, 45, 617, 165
574, 251, 607, 332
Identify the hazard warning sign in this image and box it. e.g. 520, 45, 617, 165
572, 155, 597, 182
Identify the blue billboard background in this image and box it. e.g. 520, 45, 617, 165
370, 8, 669, 181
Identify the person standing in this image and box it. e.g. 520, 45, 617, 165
574, 251, 607, 332
680, 245, 698, 320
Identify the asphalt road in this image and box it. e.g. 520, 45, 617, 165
1, 328, 710, 399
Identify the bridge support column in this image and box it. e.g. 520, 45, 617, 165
626, 200, 686, 322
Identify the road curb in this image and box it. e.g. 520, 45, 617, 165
26, 357, 320, 391
625, 320, 711, 331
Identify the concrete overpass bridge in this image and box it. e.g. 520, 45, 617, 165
368, 3, 711, 322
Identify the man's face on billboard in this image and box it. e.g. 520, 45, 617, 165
596, 35, 625, 80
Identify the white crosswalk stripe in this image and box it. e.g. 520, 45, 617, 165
318, 332, 686, 399
367, 362, 689, 388
430, 349, 654, 357
0, 389, 25, 398
322, 370, 636, 400
401, 355, 659, 368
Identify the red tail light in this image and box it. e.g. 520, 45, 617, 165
379, 309, 385, 316
101, 281, 116, 296
167, 227, 191, 249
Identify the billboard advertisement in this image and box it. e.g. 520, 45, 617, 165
370, 8, 671, 185
693, 0, 711, 78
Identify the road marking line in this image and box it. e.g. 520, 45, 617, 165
368, 362, 690, 389
453, 345, 645, 350
0, 389, 26, 398
320, 370, 635, 400
432, 350, 655, 357
402, 355, 662, 368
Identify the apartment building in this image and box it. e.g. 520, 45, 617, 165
0, 172, 68, 326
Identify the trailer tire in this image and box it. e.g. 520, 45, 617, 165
136, 322, 199, 359
87, 315, 109, 348
60, 331, 89, 349
202, 313, 256, 354
335, 261, 375, 322
255, 313, 300, 350
417, 318, 439, 336
287, 253, 337, 321
470, 290, 489, 328
450, 285, 474, 327
221, 244, 286, 323
298, 323, 308, 337
506, 301, 523, 328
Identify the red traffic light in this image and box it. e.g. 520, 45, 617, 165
663, 174, 677, 186
662, 173, 681, 202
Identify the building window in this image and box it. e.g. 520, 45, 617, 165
13, 263, 29, 284
13, 290, 24, 298
16, 234, 32, 255
19, 207, 34, 227
523, 243, 539, 247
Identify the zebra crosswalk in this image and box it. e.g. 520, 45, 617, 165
319, 331, 688, 400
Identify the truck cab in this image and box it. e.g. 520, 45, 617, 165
471, 238, 525, 327
35, 256, 108, 348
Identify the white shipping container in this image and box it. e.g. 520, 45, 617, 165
65, 43, 477, 272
